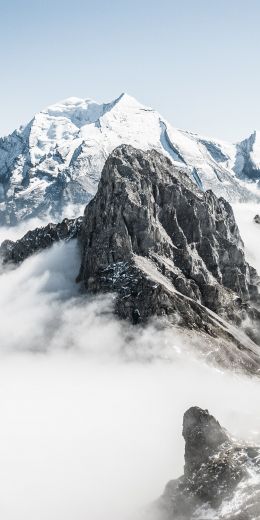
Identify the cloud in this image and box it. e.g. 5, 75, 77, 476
0, 202, 85, 244
0, 204, 260, 519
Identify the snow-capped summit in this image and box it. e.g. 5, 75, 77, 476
0, 93, 259, 225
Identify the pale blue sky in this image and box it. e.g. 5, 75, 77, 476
1, 0, 260, 141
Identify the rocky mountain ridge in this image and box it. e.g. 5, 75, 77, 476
0, 216, 82, 264
2, 145, 260, 373
1, 93, 260, 225
77, 146, 260, 346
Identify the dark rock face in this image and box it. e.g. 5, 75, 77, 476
254, 214, 260, 224
2, 145, 260, 372
0, 217, 82, 264
77, 145, 260, 358
156, 407, 260, 520
183, 407, 229, 479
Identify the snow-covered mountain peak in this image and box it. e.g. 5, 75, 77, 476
235, 129, 260, 173
27, 93, 147, 140
40, 96, 105, 127
112, 92, 149, 109
25, 93, 155, 169
0, 92, 259, 225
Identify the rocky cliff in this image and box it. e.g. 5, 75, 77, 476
155, 406, 260, 520
1, 145, 260, 373
77, 145, 260, 357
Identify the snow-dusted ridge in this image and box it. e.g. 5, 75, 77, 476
0, 92, 259, 225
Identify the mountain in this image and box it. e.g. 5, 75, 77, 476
154, 406, 260, 520
0, 216, 82, 263
3, 145, 260, 373
0, 93, 259, 225
77, 145, 260, 370
236, 130, 260, 181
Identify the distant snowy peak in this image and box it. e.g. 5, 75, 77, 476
41, 92, 146, 126
25, 93, 154, 168
0, 92, 259, 225
235, 130, 260, 178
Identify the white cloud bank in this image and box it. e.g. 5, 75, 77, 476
0, 203, 259, 520
233, 202, 260, 271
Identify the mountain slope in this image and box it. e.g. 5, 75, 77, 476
1, 145, 260, 372
77, 146, 260, 357
0, 93, 258, 225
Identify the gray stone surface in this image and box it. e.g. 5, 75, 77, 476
77, 145, 260, 361
155, 407, 260, 520
0, 217, 82, 264
2, 144, 260, 373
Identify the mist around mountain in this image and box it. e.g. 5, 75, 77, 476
0, 198, 259, 520
0, 137, 260, 518
1, 94, 260, 519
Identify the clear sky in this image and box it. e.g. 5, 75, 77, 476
1, 0, 260, 141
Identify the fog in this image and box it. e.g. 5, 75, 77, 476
233, 202, 260, 270
0, 203, 259, 520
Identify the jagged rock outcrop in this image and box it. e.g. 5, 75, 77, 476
1, 144, 260, 372
77, 145, 260, 359
0, 217, 82, 264
254, 214, 260, 224
155, 407, 260, 520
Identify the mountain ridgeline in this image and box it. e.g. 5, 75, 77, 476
1, 93, 260, 225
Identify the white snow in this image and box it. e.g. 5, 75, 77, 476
0, 92, 259, 223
